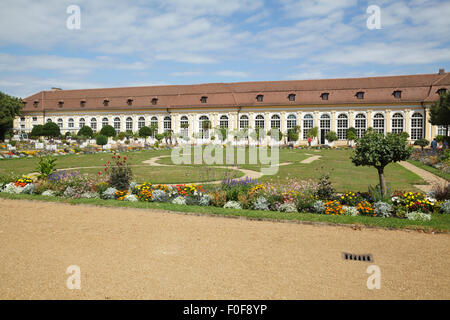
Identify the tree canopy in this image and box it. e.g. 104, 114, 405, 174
429, 91, 450, 136
77, 125, 94, 138
0, 91, 23, 140
351, 129, 412, 195
42, 122, 61, 138
99, 125, 116, 137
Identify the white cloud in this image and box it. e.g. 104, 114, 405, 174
281, 0, 358, 18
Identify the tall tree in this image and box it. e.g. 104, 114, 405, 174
0, 91, 23, 140
429, 91, 450, 136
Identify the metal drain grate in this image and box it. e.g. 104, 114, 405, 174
342, 252, 373, 263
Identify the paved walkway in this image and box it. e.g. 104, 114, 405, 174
398, 161, 448, 192
301, 155, 322, 164
0, 199, 448, 299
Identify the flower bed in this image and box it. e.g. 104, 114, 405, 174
1, 154, 449, 221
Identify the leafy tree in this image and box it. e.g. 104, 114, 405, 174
77, 125, 94, 138
117, 132, 126, 140
267, 128, 283, 141
414, 138, 429, 151
287, 126, 300, 143
138, 126, 153, 139
42, 122, 60, 137
30, 124, 44, 138
96, 134, 108, 146
346, 127, 357, 146
307, 127, 319, 144
0, 91, 23, 140
325, 131, 338, 143
155, 133, 164, 143
351, 130, 412, 196
429, 91, 450, 136
99, 125, 116, 137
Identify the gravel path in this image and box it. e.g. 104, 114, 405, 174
398, 161, 448, 192
0, 199, 448, 299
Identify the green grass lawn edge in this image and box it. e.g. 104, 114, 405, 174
1, 193, 449, 233
407, 160, 450, 181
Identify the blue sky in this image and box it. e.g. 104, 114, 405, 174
1, 0, 449, 98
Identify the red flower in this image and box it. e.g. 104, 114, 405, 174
104, 168, 107, 171
124, 156, 127, 160
98, 171, 101, 175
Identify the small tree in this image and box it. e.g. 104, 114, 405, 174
351, 130, 412, 196
99, 125, 116, 137
42, 122, 60, 138
30, 125, 44, 138
346, 127, 357, 146
429, 91, 450, 136
0, 91, 23, 140
414, 138, 429, 151
138, 126, 153, 139
307, 127, 319, 145
287, 126, 300, 143
325, 131, 338, 144
96, 134, 108, 146
77, 125, 94, 138
268, 128, 283, 142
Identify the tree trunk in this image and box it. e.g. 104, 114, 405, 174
377, 167, 386, 196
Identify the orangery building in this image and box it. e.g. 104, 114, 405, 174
15, 70, 450, 146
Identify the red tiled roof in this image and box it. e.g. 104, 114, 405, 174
22, 72, 450, 112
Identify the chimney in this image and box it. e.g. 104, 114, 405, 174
439, 68, 445, 75
51, 87, 62, 91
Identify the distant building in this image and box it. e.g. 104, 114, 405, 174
16, 70, 450, 145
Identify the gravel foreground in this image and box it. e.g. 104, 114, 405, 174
0, 199, 449, 299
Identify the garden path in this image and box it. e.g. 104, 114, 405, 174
300, 155, 322, 164
398, 161, 448, 192
1, 199, 448, 299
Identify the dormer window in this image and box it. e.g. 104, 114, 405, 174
127, 98, 133, 106
201, 96, 208, 103
256, 95, 264, 102
393, 90, 402, 99
356, 91, 365, 99
437, 88, 447, 95
288, 94, 296, 102
80, 99, 86, 107
151, 98, 158, 105
103, 99, 109, 106
321, 93, 329, 100
58, 100, 64, 108
33, 100, 39, 108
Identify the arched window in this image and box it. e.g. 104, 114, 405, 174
239, 115, 249, 130
391, 113, 404, 134
68, 118, 74, 128
337, 114, 348, 140
255, 115, 264, 129
199, 115, 210, 139
287, 114, 297, 130
90, 118, 97, 131
163, 116, 171, 133
411, 113, 424, 140
138, 117, 145, 130
355, 114, 366, 138
102, 117, 109, 128
126, 117, 133, 132
373, 113, 384, 134
303, 114, 314, 140
320, 114, 331, 143
219, 115, 229, 128
271, 114, 281, 129
180, 116, 189, 139
150, 116, 158, 137
46, 118, 52, 123
57, 118, 63, 129
79, 118, 85, 129
113, 117, 121, 133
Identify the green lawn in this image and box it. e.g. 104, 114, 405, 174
1, 193, 448, 233
0, 147, 427, 191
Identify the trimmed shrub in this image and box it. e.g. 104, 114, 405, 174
406, 211, 431, 221
224, 201, 242, 210
278, 202, 298, 213
77, 125, 94, 138
373, 201, 393, 218
42, 122, 61, 137
253, 196, 270, 211
100, 125, 116, 137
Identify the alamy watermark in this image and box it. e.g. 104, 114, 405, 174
367, 5, 381, 30
366, 265, 381, 290
66, 5, 81, 30
66, 265, 81, 289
